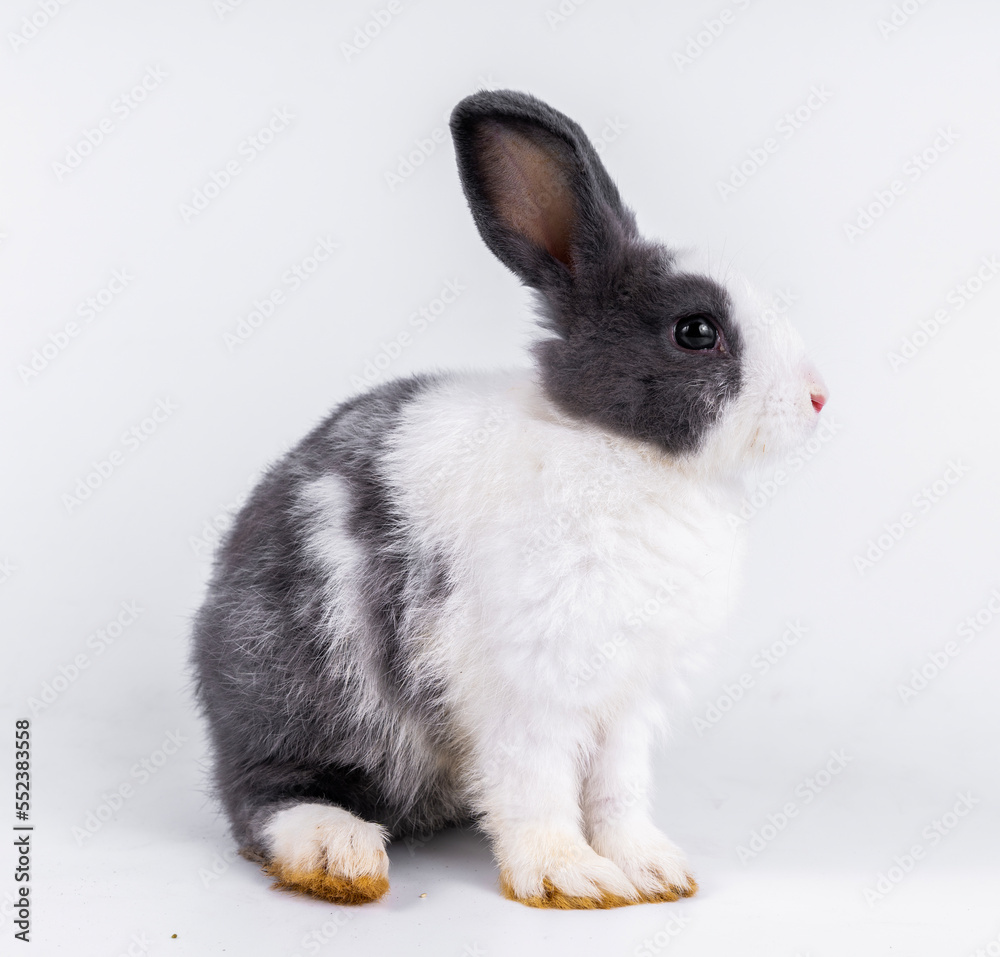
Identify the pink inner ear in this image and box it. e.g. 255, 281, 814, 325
476, 122, 577, 269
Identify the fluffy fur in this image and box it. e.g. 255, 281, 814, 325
191, 90, 827, 908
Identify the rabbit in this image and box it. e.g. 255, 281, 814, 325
190, 89, 828, 910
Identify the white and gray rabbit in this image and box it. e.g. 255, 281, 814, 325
191, 89, 827, 909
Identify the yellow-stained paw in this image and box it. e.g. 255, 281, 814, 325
263, 861, 389, 905
634, 875, 698, 903
260, 802, 391, 906
589, 824, 697, 904
495, 827, 645, 908
499, 873, 640, 909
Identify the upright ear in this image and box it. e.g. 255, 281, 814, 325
449, 90, 638, 290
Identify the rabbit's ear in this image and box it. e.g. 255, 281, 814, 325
450, 90, 638, 289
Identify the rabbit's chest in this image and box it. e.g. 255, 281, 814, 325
463, 465, 744, 709
390, 378, 745, 708
542, 483, 741, 686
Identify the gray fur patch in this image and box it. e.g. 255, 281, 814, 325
451, 89, 744, 453
534, 248, 745, 454
191, 374, 469, 850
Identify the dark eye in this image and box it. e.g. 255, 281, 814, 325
673, 315, 719, 351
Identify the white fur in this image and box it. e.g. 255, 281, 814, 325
298, 473, 462, 812
264, 803, 389, 880
290, 256, 823, 898
368, 268, 823, 897
371, 390, 710, 892
299, 475, 369, 647
671, 248, 827, 478
498, 825, 639, 901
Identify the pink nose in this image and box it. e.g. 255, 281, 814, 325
803, 362, 828, 414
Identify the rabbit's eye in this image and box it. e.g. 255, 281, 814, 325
674, 315, 718, 350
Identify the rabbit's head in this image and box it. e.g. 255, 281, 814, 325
450, 90, 826, 477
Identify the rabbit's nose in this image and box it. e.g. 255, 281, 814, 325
802, 362, 828, 413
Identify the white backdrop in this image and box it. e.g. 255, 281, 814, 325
3, 1, 1000, 955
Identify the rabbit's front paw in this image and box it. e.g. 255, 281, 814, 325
259, 802, 390, 905
497, 827, 642, 909
589, 824, 697, 902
